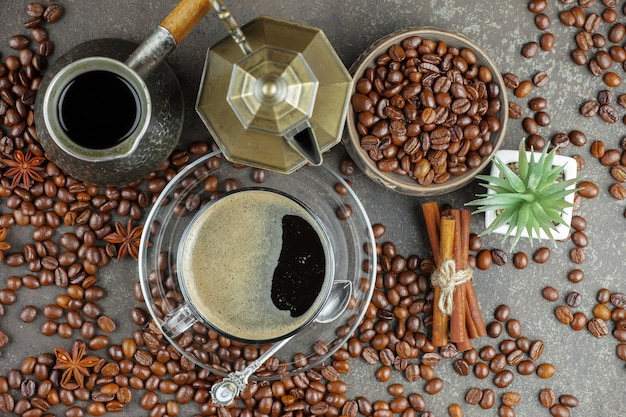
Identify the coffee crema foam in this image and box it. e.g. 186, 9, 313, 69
179, 189, 331, 341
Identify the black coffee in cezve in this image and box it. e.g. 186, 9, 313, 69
58, 70, 141, 149
180, 189, 331, 342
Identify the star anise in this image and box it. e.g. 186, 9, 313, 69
104, 220, 147, 261
53, 340, 100, 390
2, 150, 46, 189
0, 228, 10, 263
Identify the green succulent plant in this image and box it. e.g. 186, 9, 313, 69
466, 139, 580, 249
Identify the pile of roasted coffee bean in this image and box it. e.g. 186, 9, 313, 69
350, 35, 503, 186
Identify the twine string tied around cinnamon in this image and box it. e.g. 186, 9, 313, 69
430, 258, 473, 316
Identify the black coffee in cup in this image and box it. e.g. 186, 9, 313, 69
57, 70, 141, 149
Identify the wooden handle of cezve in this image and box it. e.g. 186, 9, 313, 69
161, 0, 213, 44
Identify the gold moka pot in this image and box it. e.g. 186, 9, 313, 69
196, 15, 353, 173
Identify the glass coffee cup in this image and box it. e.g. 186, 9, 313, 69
162, 187, 336, 344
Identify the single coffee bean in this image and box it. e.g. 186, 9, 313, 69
479, 346, 497, 362
9, 35, 30, 50
516, 338, 530, 354
479, 389, 495, 409
502, 392, 521, 408
508, 102, 524, 119
514, 80, 533, 98
494, 304, 511, 322
578, 180, 599, 198
506, 349, 524, 366
529, 97, 547, 111
571, 231, 588, 247
465, 387, 482, 405
610, 183, 626, 200
423, 378, 443, 395
536, 363, 556, 379
559, 394, 579, 408
569, 130, 587, 147
566, 291, 582, 308
404, 363, 420, 382
535, 111, 551, 126
19, 305, 38, 323
539, 388, 556, 408
570, 247, 585, 264
571, 215, 587, 231
43, 3, 64, 23
532, 247, 551, 264
528, 0, 547, 13
473, 362, 490, 379
610, 164, 626, 182
476, 249, 492, 270
521, 42, 539, 58
551, 132, 569, 148
550, 404, 571, 417
529, 340, 545, 360
453, 359, 470, 376
491, 249, 507, 266
593, 303, 612, 320
571, 49, 587, 65
571, 311, 588, 331
588, 317, 609, 337
512, 252, 528, 269
598, 103, 619, 123
535, 13, 551, 30
591, 139, 606, 158
505, 319, 522, 338
555, 306, 574, 324
502, 73, 520, 89
486, 321, 502, 338
580, 100, 599, 117
611, 293, 626, 308
463, 354, 477, 373
336, 204, 353, 220
604, 72, 622, 88
533, 71, 550, 87
448, 403, 463, 417
598, 89, 614, 105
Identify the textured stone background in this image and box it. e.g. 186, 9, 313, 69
1, 1, 625, 416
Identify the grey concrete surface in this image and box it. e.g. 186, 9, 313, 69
0, 0, 625, 416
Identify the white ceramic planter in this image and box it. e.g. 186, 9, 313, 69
483, 150, 578, 241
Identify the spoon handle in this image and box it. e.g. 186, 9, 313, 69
210, 336, 293, 406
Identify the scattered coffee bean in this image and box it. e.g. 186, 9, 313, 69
570, 247, 585, 264
577, 180, 599, 198
521, 41, 539, 58
465, 387, 482, 405
533, 71, 550, 87
512, 252, 529, 269
588, 317, 609, 337
536, 363, 556, 379
533, 247, 551, 264
540, 388, 556, 408
580, 100, 599, 117
609, 183, 626, 200
555, 306, 574, 324
479, 389, 495, 409
550, 404, 571, 417
566, 291, 582, 308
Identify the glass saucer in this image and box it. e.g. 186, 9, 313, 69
138, 151, 376, 379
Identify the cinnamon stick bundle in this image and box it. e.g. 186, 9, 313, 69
421, 202, 486, 350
